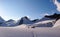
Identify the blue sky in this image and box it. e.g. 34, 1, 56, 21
0, 0, 60, 20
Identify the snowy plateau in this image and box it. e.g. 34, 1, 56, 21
0, 13, 60, 37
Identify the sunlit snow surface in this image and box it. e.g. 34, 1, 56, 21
53, 19, 60, 28
0, 19, 60, 37
0, 25, 60, 37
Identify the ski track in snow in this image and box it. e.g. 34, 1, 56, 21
0, 27, 60, 37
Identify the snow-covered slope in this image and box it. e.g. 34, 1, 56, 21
16, 24, 29, 28
0, 14, 60, 37
30, 20, 55, 28
39, 17, 54, 22
32, 27, 60, 37
0, 26, 60, 37
0, 16, 5, 25
53, 19, 60, 28
6, 19, 17, 26
34, 20, 55, 24
0, 27, 33, 37
30, 16, 56, 27
1, 19, 17, 27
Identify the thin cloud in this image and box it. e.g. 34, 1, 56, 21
40, 13, 50, 16
53, 0, 60, 12
44, 13, 50, 15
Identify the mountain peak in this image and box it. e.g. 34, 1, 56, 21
0, 16, 5, 22
17, 16, 33, 25
45, 13, 60, 21
21, 16, 30, 20
7, 19, 14, 22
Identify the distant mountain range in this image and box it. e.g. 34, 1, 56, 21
0, 13, 60, 27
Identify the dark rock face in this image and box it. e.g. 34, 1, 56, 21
45, 13, 60, 21
32, 19, 40, 23
19, 18, 23, 24
18, 16, 33, 25
23, 16, 29, 20
33, 22, 53, 27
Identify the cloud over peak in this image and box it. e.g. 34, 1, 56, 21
53, 0, 60, 12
